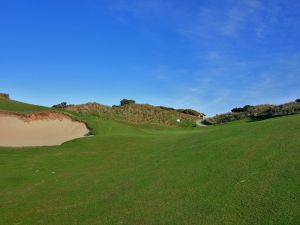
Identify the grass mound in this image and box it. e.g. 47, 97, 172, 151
67, 102, 198, 127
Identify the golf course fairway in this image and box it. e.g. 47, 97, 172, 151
0, 103, 299, 225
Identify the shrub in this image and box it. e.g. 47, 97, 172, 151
52, 102, 68, 108
209, 101, 300, 125
120, 99, 135, 106
296, 99, 300, 103
243, 105, 253, 111
247, 104, 275, 118
230, 105, 253, 113
231, 107, 245, 113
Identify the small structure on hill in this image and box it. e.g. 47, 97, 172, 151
198, 113, 206, 120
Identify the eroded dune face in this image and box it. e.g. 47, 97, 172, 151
0, 112, 90, 147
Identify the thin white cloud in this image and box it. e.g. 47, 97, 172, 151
106, 0, 283, 40
185, 53, 300, 115
103, 0, 300, 115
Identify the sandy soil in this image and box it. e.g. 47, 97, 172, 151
0, 112, 90, 147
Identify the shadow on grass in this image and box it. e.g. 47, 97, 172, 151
247, 114, 294, 122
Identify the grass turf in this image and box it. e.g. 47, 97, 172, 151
0, 98, 48, 112
0, 102, 299, 224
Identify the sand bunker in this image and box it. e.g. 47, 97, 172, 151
0, 112, 90, 147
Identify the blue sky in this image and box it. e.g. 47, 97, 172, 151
1, 0, 300, 116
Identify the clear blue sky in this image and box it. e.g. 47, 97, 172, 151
1, 0, 299, 116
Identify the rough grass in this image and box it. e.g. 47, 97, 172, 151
0, 102, 299, 224
67, 103, 197, 127
208, 101, 300, 124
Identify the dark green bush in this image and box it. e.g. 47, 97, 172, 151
231, 107, 245, 113
120, 99, 135, 106
296, 99, 300, 103
52, 102, 68, 108
243, 105, 253, 111
230, 105, 253, 113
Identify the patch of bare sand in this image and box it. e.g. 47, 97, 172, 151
0, 112, 90, 147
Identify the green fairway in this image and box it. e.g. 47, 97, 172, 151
0, 103, 299, 224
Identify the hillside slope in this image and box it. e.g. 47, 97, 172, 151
67, 102, 199, 127
207, 100, 300, 124
0, 96, 48, 112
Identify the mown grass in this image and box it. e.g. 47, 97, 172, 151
0, 102, 299, 224
0, 98, 48, 112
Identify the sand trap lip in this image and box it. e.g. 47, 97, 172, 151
0, 111, 90, 147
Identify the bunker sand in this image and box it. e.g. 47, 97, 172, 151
0, 112, 90, 147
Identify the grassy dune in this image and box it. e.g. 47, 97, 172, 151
0, 101, 299, 224
67, 103, 198, 127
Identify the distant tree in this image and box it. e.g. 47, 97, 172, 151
243, 105, 253, 111
120, 99, 135, 106
296, 99, 300, 103
52, 102, 68, 108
